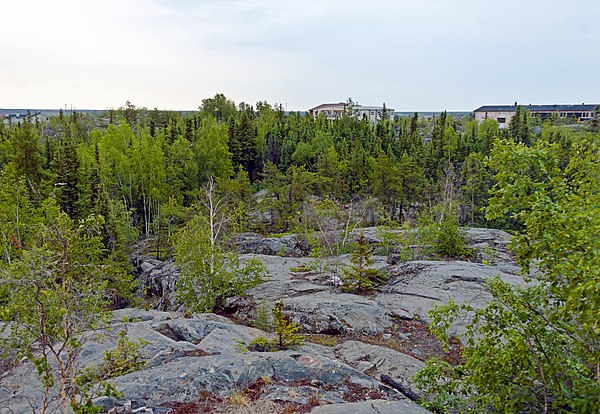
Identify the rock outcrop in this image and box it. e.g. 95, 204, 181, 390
0, 310, 429, 414
0, 228, 523, 413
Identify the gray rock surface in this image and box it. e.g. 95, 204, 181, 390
236, 232, 310, 257
336, 340, 424, 389
377, 260, 525, 335
133, 257, 181, 311
284, 293, 395, 334
0, 310, 422, 414
0, 227, 520, 413
309, 399, 431, 414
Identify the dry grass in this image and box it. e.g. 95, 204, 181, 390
227, 391, 251, 408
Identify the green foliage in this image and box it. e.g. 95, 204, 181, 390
416, 136, 600, 413
0, 167, 43, 265
251, 299, 274, 332
247, 335, 275, 352
460, 152, 491, 226
239, 301, 303, 352
272, 300, 303, 350
416, 278, 600, 413
342, 232, 388, 293
174, 193, 268, 312
304, 334, 339, 347
101, 329, 147, 378
11, 121, 44, 187
375, 225, 401, 256
417, 205, 472, 259
0, 204, 135, 412
176, 237, 267, 313
72, 329, 146, 413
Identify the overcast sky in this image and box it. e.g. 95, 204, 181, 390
1, 0, 598, 111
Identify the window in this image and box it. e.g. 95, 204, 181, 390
497, 117, 506, 124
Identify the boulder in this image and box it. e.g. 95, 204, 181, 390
235, 233, 310, 257
133, 257, 181, 311
284, 293, 395, 335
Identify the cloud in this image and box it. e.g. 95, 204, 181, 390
1, 0, 599, 110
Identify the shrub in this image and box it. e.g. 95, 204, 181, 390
102, 329, 147, 378
417, 205, 473, 259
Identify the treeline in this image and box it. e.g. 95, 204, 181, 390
1, 96, 599, 260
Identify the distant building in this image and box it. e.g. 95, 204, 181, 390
354, 105, 395, 122
308, 102, 394, 123
2, 112, 50, 126
474, 103, 598, 128
308, 102, 349, 120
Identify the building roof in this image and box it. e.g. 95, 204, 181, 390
474, 104, 599, 112
308, 102, 347, 111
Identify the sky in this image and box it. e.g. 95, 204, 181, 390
1, 0, 599, 111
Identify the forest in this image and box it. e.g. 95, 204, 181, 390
0, 95, 598, 413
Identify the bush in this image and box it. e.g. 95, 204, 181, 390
417, 205, 473, 259
241, 301, 303, 352
175, 210, 269, 312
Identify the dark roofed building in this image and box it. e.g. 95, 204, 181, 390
474, 103, 598, 128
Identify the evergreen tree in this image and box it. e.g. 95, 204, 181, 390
342, 232, 387, 293
55, 136, 80, 218
11, 121, 44, 187
272, 300, 303, 349
371, 152, 402, 221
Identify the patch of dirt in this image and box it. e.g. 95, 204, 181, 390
183, 348, 212, 357
341, 379, 386, 402
164, 383, 320, 414
341, 318, 463, 364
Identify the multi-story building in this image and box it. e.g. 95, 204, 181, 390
308, 102, 394, 123
474, 103, 598, 128
308, 102, 348, 120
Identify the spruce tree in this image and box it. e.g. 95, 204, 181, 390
272, 300, 303, 349
342, 232, 387, 293
11, 121, 44, 187
55, 137, 80, 218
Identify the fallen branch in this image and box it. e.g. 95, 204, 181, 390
380, 374, 421, 402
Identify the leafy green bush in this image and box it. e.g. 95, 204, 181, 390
415, 138, 600, 413
74, 328, 147, 413
175, 209, 269, 312
102, 329, 147, 378
417, 205, 473, 259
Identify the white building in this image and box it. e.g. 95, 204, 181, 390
308, 102, 394, 123
354, 105, 394, 122
308, 102, 348, 120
